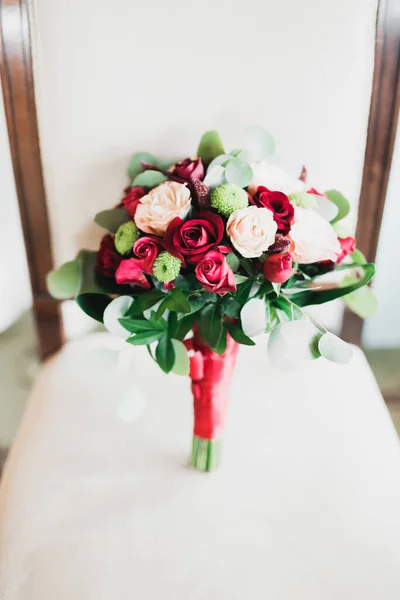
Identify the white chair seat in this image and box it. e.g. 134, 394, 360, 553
1, 333, 400, 599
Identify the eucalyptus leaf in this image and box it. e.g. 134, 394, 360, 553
207, 154, 234, 171
47, 260, 79, 299
171, 339, 190, 375
197, 130, 225, 165
203, 165, 225, 188
224, 158, 253, 188
342, 282, 378, 318
318, 332, 353, 364
325, 190, 350, 224
240, 298, 268, 338
244, 126, 275, 161
132, 170, 168, 188
128, 152, 157, 180
94, 208, 131, 233
103, 296, 134, 336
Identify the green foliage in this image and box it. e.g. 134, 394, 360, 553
47, 260, 80, 299
324, 190, 350, 224
244, 125, 275, 160
76, 294, 112, 323
197, 131, 225, 165
198, 303, 222, 349
318, 332, 353, 364
226, 252, 240, 272
342, 282, 378, 318
94, 208, 131, 233
168, 313, 195, 341
224, 158, 253, 188
126, 330, 164, 345
155, 335, 175, 373
127, 290, 166, 316
128, 152, 157, 180
132, 170, 167, 188
220, 296, 241, 318
235, 279, 254, 306
227, 321, 255, 346
171, 340, 190, 375
286, 264, 375, 307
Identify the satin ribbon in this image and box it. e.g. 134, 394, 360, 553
185, 329, 239, 441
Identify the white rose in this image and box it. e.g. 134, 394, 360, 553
289, 207, 341, 264
248, 160, 306, 196
134, 181, 191, 236
226, 206, 277, 258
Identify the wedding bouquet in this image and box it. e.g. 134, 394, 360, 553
48, 127, 376, 470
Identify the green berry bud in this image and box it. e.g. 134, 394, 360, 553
210, 183, 248, 217
115, 221, 139, 255
152, 251, 182, 283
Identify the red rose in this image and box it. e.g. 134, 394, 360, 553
164, 212, 224, 265
96, 235, 122, 278
121, 186, 145, 218
337, 237, 355, 263
253, 186, 294, 234
115, 259, 151, 288
263, 253, 295, 284
132, 236, 163, 273
195, 250, 236, 294
173, 158, 205, 181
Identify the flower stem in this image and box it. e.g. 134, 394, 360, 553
190, 436, 222, 471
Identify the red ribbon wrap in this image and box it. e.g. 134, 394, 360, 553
185, 329, 239, 441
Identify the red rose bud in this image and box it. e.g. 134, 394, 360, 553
96, 235, 122, 278
253, 186, 294, 234
121, 186, 145, 218
164, 212, 224, 265
195, 250, 236, 294
115, 259, 151, 288
132, 236, 163, 274
173, 158, 205, 182
337, 237, 355, 263
263, 253, 295, 284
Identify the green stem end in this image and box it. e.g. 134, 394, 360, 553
190, 436, 222, 472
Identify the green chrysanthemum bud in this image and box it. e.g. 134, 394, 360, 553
210, 183, 248, 217
152, 251, 182, 283
115, 221, 139, 255
289, 191, 318, 209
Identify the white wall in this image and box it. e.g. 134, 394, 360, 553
363, 121, 400, 349
31, 0, 377, 334
0, 83, 32, 332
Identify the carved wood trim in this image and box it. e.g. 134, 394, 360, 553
0, 0, 63, 359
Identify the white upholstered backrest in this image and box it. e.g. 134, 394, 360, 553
32, 0, 377, 334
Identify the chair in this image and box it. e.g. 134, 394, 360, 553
1, 0, 400, 598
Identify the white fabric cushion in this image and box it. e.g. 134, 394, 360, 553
1, 333, 400, 599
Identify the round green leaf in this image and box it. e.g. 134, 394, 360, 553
171, 339, 190, 376
94, 208, 131, 233
128, 152, 157, 180
76, 294, 112, 323
197, 131, 225, 165
132, 170, 167, 188
224, 158, 253, 188
104, 296, 134, 337
318, 332, 353, 364
244, 126, 275, 161
47, 260, 79, 299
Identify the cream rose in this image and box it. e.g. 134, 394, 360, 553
289, 207, 341, 264
226, 206, 277, 258
134, 181, 191, 236
248, 160, 306, 196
